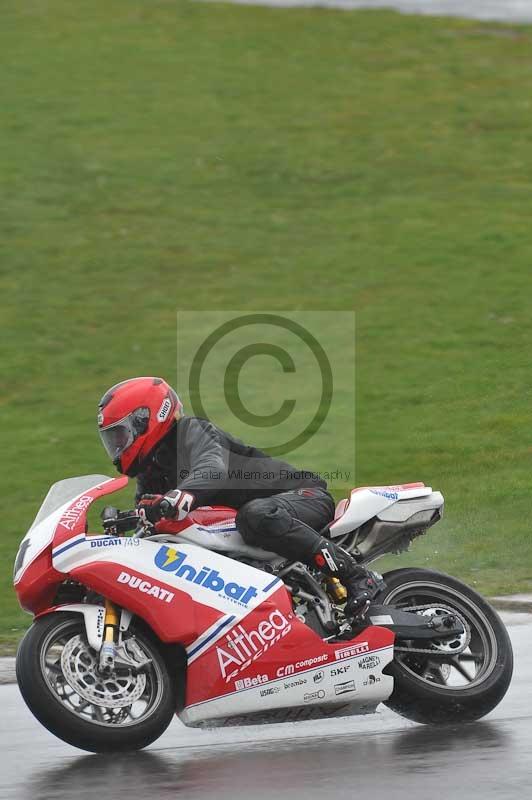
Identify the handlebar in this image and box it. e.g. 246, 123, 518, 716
101, 506, 143, 535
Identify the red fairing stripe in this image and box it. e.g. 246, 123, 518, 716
53, 476, 129, 550
156, 506, 237, 534
333, 499, 349, 520
15, 549, 63, 614
16, 477, 129, 613
185, 586, 394, 707
69, 562, 223, 645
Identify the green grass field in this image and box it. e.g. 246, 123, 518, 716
2, 1, 532, 649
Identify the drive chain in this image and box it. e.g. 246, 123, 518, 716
392, 603, 472, 657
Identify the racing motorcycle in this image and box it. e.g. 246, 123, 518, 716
14, 475, 513, 753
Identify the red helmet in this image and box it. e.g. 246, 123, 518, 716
98, 377, 183, 476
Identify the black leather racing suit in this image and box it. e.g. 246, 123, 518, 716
136, 416, 335, 563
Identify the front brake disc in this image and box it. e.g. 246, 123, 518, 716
61, 635, 147, 707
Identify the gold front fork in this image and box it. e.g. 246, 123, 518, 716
104, 598, 120, 642
100, 599, 120, 672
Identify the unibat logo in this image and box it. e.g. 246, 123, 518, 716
154, 546, 258, 606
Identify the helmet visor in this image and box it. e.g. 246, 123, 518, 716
98, 408, 150, 464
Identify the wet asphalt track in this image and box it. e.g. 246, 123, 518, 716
213, 0, 532, 23
2, 615, 531, 800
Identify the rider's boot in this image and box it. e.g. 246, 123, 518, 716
311, 538, 386, 617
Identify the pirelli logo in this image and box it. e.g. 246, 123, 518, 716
334, 642, 370, 661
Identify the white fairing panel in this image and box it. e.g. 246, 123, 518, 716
14, 475, 113, 584
176, 525, 278, 561
180, 642, 394, 726
52, 537, 282, 619
55, 604, 106, 651
329, 485, 435, 537
377, 492, 444, 523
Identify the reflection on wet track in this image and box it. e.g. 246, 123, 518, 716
3, 620, 531, 800
221, 0, 532, 24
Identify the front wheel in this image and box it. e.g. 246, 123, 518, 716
375, 568, 513, 724
16, 613, 176, 752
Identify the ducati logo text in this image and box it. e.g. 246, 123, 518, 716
117, 571, 175, 603
90, 537, 140, 548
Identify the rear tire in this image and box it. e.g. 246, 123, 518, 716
16, 613, 176, 752
375, 568, 513, 724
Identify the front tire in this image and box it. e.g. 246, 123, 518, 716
16, 613, 176, 752
375, 568, 513, 724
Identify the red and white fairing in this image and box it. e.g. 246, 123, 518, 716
14, 475, 395, 727
329, 483, 443, 537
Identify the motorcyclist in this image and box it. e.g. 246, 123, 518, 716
97, 376, 385, 616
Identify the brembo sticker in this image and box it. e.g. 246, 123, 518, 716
217, 610, 292, 682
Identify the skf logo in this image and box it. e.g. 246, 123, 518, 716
154, 546, 258, 606
331, 665, 350, 677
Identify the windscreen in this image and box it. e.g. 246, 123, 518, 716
28, 475, 112, 532
14, 475, 114, 584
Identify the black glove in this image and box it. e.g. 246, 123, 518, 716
137, 494, 165, 524
137, 490, 195, 524
159, 489, 195, 520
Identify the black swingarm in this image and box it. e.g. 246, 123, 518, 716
364, 604, 465, 641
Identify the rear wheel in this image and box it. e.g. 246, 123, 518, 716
16, 613, 176, 752
375, 568, 513, 724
